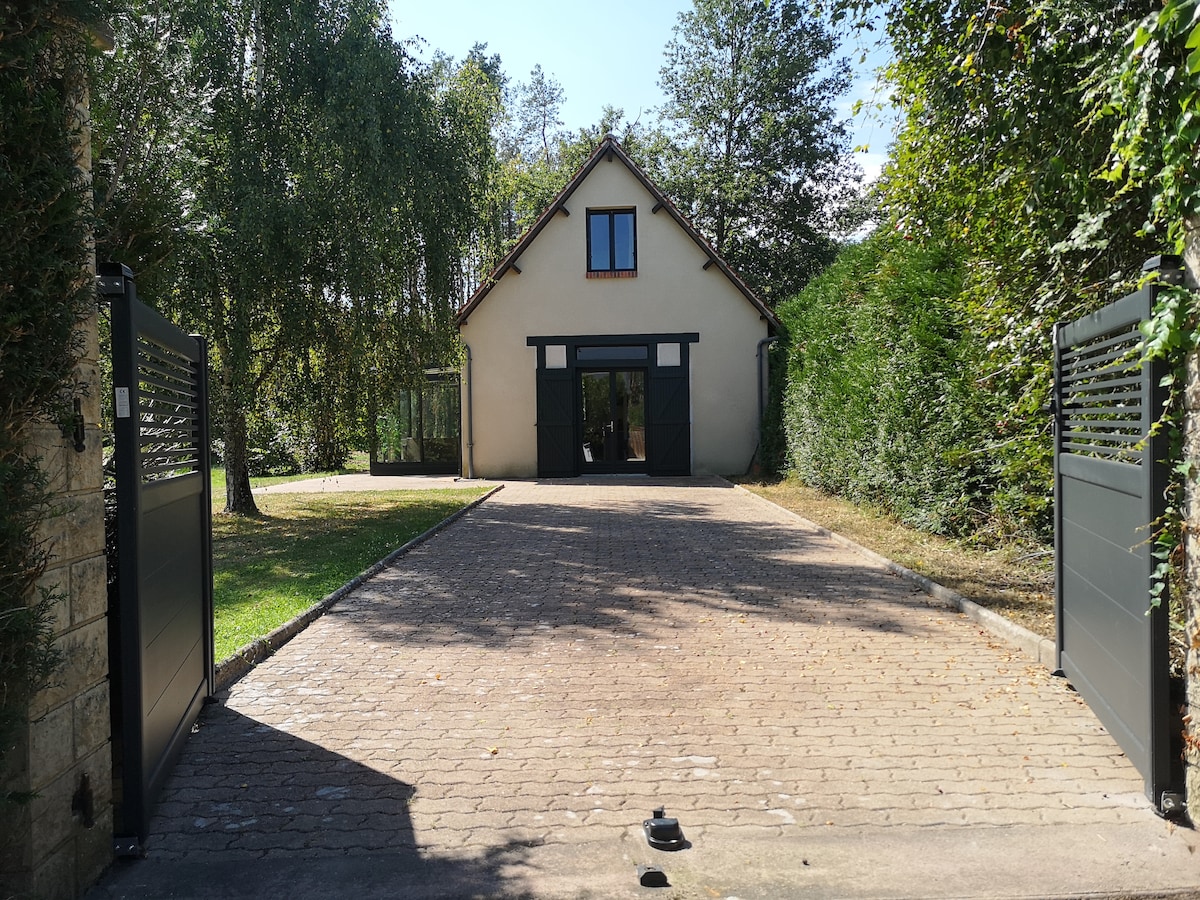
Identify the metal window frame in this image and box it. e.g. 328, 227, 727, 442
586, 207, 637, 273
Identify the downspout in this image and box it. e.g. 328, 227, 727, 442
757, 336, 778, 426
749, 335, 779, 475
463, 342, 475, 479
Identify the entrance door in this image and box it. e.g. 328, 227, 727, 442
580, 369, 646, 471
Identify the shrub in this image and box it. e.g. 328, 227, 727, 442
776, 231, 1018, 539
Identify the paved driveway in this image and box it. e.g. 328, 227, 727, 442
90, 479, 1199, 899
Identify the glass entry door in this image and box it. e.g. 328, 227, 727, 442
580, 369, 646, 470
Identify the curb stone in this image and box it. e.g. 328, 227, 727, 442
729, 480, 1058, 669
212, 484, 504, 693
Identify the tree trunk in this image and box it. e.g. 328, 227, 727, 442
222, 398, 259, 516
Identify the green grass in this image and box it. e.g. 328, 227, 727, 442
209, 456, 368, 497
212, 488, 487, 662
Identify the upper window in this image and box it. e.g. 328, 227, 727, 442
587, 209, 636, 274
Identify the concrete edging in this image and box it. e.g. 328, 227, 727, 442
213, 484, 504, 693
730, 482, 1057, 669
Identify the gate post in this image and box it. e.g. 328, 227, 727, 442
0, 21, 116, 897
1180, 233, 1200, 821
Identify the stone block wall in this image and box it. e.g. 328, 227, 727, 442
1182, 237, 1200, 822
0, 331, 113, 899
0, 48, 113, 898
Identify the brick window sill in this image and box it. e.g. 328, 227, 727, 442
586, 270, 637, 279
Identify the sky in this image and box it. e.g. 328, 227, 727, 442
385, 0, 897, 181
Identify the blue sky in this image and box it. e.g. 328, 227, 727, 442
386, 0, 897, 181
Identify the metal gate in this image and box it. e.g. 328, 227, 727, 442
99, 263, 214, 852
1053, 257, 1183, 814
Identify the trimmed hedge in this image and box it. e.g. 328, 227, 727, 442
775, 231, 1016, 539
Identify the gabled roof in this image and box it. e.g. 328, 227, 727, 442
457, 135, 779, 328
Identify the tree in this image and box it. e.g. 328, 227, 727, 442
430, 45, 507, 297
656, 0, 859, 302
487, 65, 572, 248
93, 0, 486, 513
556, 105, 673, 176
90, 1, 200, 294
512, 64, 566, 166
825, 0, 1163, 534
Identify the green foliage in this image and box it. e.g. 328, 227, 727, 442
0, 458, 63, 765
1091, 1, 1200, 628
785, 0, 1173, 545
1090, 0, 1200, 254
92, 0, 489, 514
656, 0, 859, 302
778, 231, 1011, 538
0, 0, 103, 789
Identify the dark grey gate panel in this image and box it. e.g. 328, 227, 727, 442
99, 263, 213, 850
1054, 271, 1178, 812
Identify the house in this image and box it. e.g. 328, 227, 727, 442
455, 135, 779, 479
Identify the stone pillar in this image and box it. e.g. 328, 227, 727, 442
0, 23, 114, 900
1182, 226, 1200, 822
4, 382, 112, 900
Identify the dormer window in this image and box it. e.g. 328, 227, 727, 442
587, 208, 636, 275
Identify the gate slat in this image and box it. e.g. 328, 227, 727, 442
1060, 326, 1145, 361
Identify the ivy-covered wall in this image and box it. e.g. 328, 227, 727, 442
0, 5, 114, 896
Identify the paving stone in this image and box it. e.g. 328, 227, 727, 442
116, 478, 1187, 890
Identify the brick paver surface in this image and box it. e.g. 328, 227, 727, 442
130, 479, 1192, 897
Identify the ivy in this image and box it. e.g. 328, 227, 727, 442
1092, 0, 1200, 253
1083, 2, 1200, 676
0, 1, 107, 792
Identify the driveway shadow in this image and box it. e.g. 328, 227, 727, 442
336, 482, 950, 650
87, 705, 537, 899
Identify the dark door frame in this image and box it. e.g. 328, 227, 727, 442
528, 333, 698, 477
578, 366, 648, 473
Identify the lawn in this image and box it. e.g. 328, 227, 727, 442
211, 487, 488, 662
209, 452, 368, 496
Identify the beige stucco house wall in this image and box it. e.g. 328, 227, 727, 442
458, 138, 777, 479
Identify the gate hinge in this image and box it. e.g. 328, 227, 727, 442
1159, 791, 1187, 819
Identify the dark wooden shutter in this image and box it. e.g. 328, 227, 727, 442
536, 369, 575, 477
648, 371, 690, 475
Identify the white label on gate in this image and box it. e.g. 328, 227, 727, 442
115, 387, 131, 418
